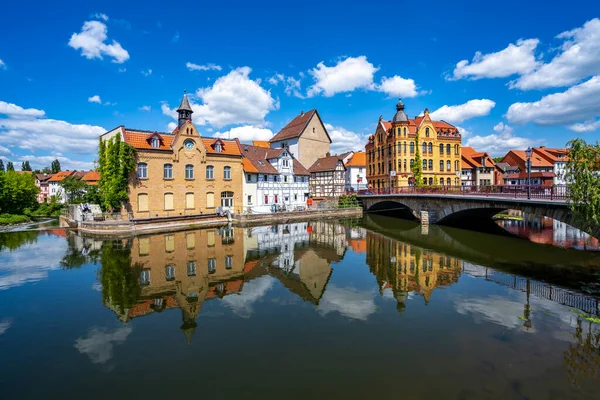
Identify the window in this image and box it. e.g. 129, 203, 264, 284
447, 178, 451, 186
206, 165, 214, 180
151, 137, 159, 148
446, 144, 451, 154
185, 164, 194, 179
207, 231, 215, 247
409, 142, 414, 153
221, 191, 234, 208
215, 142, 222, 153
164, 164, 173, 179
440, 160, 444, 172
428, 142, 433, 153
225, 255, 233, 270
206, 192, 215, 208
410, 159, 414, 168
403, 159, 407, 171
187, 261, 196, 277
425, 127, 430, 137
274, 194, 278, 203
422, 142, 427, 154
140, 270, 150, 286
139, 237, 150, 256
186, 233, 195, 250
223, 166, 231, 180
247, 195, 252, 204
447, 160, 451, 171
397, 142, 402, 153
455, 160, 459, 171
185, 192, 194, 209
165, 265, 175, 281
208, 258, 216, 274
283, 159, 289, 167
455, 144, 460, 155
359, 167, 363, 172
429, 177, 433, 185
428, 159, 433, 170
284, 175, 288, 183
423, 178, 427, 185
440, 177, 444, 185
294, 194, 298, 201
440, 144, 444, 154
164, 193, 174, 210
138, 193, 148, 212
165, 235, 174, 252
264, 195, 269, 204
422, 160, 427, 170
137, 163, 148, 179
403, 127, 407, 136
397, 127, 401, 136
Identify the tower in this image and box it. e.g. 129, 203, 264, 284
392, 98, 408, 124
177, 90, 194, 129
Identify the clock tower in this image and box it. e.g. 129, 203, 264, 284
177, 90, 194, 129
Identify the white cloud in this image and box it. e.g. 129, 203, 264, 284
213, 125, 274, 142
0, 100, 105, 155
141, 69, 152, 77
172, 32, 180, 43
88, 95, 101, 104
118, 68, 126, 73
324, 123, 368, 154
507, 75, 600, 126
430, 99, 496, 124
455, 295, 527, 329
221, 276, 275, 318
167, 122, 177, 132
74, 325, 132, 364
511, 19, 600, 90
186, 62, 222, 71
268, 73, 284, 85
0, 59, 5, 70
0, 101, 45, 118
139, 105, 151, 112
0, 320, 11, 336
68, 20, 129, 63
377, 75, 419, 98
318, 285, 377, 321
267, 73, 304, 97
568, 119, 600, 132
465, 123, 535, 156
307, 56, 379, 97
0, 145, 12, 155
20, 155, 94, 171
163, 67, 278, 128
451, 39, 539, 80
91, 13, 108, 21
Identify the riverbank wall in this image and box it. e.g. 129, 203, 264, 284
62, 207, 363, 237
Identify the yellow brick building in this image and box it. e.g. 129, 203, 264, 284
365, 100, 462, 188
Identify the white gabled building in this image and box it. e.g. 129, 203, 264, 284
241, 144, 310, 213
344, 151, 366, 192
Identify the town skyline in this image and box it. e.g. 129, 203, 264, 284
1, 1, 599, 170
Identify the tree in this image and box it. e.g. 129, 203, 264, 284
0, 160, 4, 173
98, 136, 136, 211
412, 129, 423, 187
6, 162, 14, 172
21, 161, 32, 171
42, 167, 52, 174
0, 170, 39, 214
493, 156, 503, 163
51, 159, 61, 174
59, 175, 87, 203
566, 138, 600, 230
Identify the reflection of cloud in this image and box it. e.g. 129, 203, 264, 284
318, 285, 377, 321
0, 320, 12, 335
92, 283, 102, 292
74, 325, 132, 364
455, 295, 525, 329
0, 236, 67, 290
221, 276, 275, 318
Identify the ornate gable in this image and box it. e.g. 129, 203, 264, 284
171, 121, 206, 162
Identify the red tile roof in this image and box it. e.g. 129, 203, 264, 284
293, 159, 310, 175
201, 138, 242, 156
82, 170, 100, 185
252, 140, 270, 148
345, 151, 366, 167
270, 110, 317, 142
309, 153, 348, 173
461, 146, 495, 169
48, 170, 75, 182
503, 150, 554, 168
124, 129, 175, 150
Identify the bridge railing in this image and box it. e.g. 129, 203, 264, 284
357, 185, 568, 201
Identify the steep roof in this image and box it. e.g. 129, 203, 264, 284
201, 138, 242, 156
309, 153, 347, 173
345, 151, 366, 167
503, 150, 554, 168
461, 146, 495, 168
35, 173, 54, 182
123, 129, 175, 150
269, 110, 316, 142
240, 145, 279, 174
82, 170, 100, 184
177, 93, 193, 112
48, 170, 75, 182
293, 159, 310, 175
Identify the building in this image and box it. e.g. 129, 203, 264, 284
35, 173, 54, 203
500, 149, 556, 186
366, 100, 462, 189
495, 162, 518, 185
48, 170, 76, 203
100, 93, 244, 217
344, 151, 367, 192
532, 146, 569, 185
81, 170, 100, 186
308, 152, 352, 198
268, 109, 332, 169
460, 147, 499, 186
240, 144, 310, 213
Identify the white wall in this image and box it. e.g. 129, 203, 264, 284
346, 166, 366, 191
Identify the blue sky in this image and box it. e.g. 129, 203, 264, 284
1, 0, 599, 170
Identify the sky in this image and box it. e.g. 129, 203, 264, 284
1, 0, 599, 170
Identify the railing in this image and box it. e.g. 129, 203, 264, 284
357, 185, 568, 201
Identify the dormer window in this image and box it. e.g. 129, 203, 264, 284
215, 143, 222, 152
151, 137, 159, 148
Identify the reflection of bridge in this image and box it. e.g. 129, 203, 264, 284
358, 187, 599, 239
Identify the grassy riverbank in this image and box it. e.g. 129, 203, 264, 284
493, 213, 524, 221
0, 214, 31, 225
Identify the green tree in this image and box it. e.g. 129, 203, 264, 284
566, 138, 600, 229
41, 166, 52, 174
21, 161, 32, 171
98, 136, 136, 211
100, 240, 141, 317
493, 156, 503, 163
60, 175, 87, 203
0, 160, 4, 172
51, 159, 61, 174
412, 129, 423, 187
0, 170, 39, 214
6, 162, 14, 172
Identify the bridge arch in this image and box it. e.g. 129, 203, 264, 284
365, 200, 419, 221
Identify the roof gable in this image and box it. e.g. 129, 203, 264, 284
269, 109, 332, 144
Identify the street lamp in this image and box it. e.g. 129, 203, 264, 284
525, 146, 533, 199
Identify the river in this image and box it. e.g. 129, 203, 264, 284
0, 216, 599, 399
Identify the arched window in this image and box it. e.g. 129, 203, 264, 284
185, 164, 194, 179
403, 127, 407, 136
440, 178, 444, 185
403, 159, 407, 171
397, 142, 402, 153
455, 144, 460, 155
164, 163, 173, 179
440, 144, 444, 154
221, 191, 234, 208
447, 178, 451, 186
422, 159, 427, 170
447, 160, 451, 171
455, 178, 460, 186
428, 142, 433, 153
423, 178, 427, 185
185, 192, 194, 209
410, 159, 414, 168
446, 144, 451, 154
454, 160, 459, 171
397, 127, 401, 136
206, 165, 214, 180
409, 142, 415, 153
137, 163, 148, 179
428, 159, 433, 170
403, 142, 407, 153
425, 127, 430, 137
439, 160, 444, 171
422, 142, 427, 154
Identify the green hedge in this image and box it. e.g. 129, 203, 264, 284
0, 214, 31, 225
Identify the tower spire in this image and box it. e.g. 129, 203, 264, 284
177, 90, 194, 129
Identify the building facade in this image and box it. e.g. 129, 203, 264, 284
240, 145, 310, 213
366, 101, 462, 188
344, 151, 366, 192
500, 149, 556, 186
35, 173, 53, 203
268, 109, 332, 169
308, 152, 352, 198
460, 147, 498, 186
100, 94, 244, 217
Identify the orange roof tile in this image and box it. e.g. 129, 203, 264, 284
123, 129, 175, 150
252, 140, 270, 148
82, 170, 100, 182
201, 138, 242, 156
242, 158, 259, 173
346, 151, 366, 167
48, 171, 75, 182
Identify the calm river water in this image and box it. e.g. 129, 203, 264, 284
0, 216, 599, 399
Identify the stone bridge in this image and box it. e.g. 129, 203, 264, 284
358, 193, 599, 239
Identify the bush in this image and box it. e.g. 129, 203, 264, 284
0, 214, 31, 225
30, 196, 65, 217
337, 194, 360, 208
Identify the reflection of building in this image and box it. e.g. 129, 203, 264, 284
365, 231, 462, 311
308, 220, 349, 259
